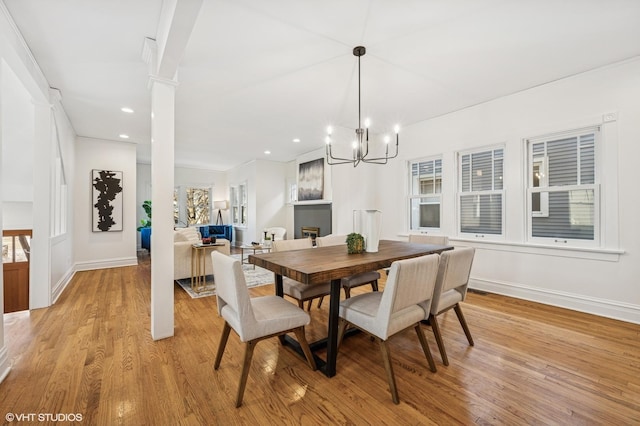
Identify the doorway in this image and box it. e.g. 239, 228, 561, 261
3, 229, 32, 313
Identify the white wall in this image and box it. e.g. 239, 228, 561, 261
74, 137, 137, 270
330, 58, 640, 323
227, 159, 288, 245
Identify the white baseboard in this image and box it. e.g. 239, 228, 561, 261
0, 345, 11, 384
470, 277, 640, 325
74, 257, 138, 272
52, 267, 76, 304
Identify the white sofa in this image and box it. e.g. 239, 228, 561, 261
174, 227, 231, 280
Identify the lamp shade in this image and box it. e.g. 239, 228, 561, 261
214, 200, 228, 210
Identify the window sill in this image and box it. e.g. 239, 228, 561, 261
448, 237, 624, 262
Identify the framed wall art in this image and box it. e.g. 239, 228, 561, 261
92, 169, 123, 232
297, 158, 324, 201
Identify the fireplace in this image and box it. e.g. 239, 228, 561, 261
301, 226, 320, 244
294, 203, 332, 240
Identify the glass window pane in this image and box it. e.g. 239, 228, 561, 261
410, 197, 440, 229
532, 189, 594, 240
2, 236, 13, 263
460, 194, 502, 234
471, 151, 493, 191
580, 133, 595, 184
548, 137, 578, 186
461, 155, 470, 192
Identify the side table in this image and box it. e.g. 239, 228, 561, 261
240, 244, 271, 269
191, 242, 226, 293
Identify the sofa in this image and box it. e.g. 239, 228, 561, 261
198, 224, 233, 243
174, 227, 230, 280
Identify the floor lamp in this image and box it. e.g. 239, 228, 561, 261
214, 200, 228, 225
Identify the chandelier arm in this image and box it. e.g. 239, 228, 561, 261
326, 143, 359, 164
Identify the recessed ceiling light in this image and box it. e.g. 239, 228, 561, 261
264, 150, 271, 155
119, 134, 130, 139
121, 107, 134, 113
293, 138, 300, 143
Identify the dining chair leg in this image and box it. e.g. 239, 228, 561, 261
377, 338, 399, 404
306, 300, 313, 311
317, 296, 324, 309
293, 327, 317, 371
236, 340, 256, 408
454, 304, 474, 346
337, 318, 349, 347
371, 279, 379, 292
429, 314, 449, 366
414, 324, 437, 373
297, 300, 304, 309
343, 287, 352, 299
214, 322, 232, 370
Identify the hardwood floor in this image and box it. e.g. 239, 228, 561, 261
1, 251, 639, 424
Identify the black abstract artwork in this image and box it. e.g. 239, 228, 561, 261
92, 170, 123, 232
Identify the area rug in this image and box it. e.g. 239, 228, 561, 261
175, 254, 274, 299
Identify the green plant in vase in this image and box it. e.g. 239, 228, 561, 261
137, 200, 152, 231
346, 232, 365, 254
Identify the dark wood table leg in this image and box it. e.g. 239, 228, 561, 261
320, 278, 342, 377
275, 274, 283, 297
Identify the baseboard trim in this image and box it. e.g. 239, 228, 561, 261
74, 257, 138, 272
470, 277, 640, 325
51, 267, 76, 304
0, 345, 11, 385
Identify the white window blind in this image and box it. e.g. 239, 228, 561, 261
458, 148, 504, 235
527, 129, 598, 243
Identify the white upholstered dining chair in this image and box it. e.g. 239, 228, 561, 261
210, 251, 316, 407
271, 238, 331, 311
338, 254, 440, 404
421, 246, 475, 366
408, 234, 450, 245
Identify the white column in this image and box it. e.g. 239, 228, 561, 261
0, 62, 10, 383
149, 77, 177, 340
30, 99, 53, 309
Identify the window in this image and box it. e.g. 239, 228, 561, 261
408, 158, 442, 230
527, 128, 599, 245
186, 187, 210, 225
173, 186, 211, 226
458, 147, 504, 236
230, 182, 247, 226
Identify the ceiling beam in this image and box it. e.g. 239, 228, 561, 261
153, 0, 203, 79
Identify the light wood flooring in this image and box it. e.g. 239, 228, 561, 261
1, 251, 639, 425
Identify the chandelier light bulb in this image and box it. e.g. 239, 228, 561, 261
394, 125, 400, 134
325, 136, 331, 145
364, 118, 371, 128
384, 135, 391, 144
352, 141, 358, 150
327, 126, 333, 135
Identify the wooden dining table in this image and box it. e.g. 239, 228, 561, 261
249, 239, 454, 377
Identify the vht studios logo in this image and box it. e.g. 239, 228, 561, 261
5, 412, 83, 422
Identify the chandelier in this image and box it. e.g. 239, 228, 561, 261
325, 46, 399, 167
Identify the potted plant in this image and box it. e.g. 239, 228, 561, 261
346, 232, 365, 254
137, 200, 152, 231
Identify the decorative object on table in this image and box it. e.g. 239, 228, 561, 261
298, 158, 324, 201
92, 169, 123, 232
214, 200, 229, 225
325, 46, 400, 167
202, 237, 216, 244
346, 232, 365, 254
175, 254, 274, 299
353, 209, 382, 252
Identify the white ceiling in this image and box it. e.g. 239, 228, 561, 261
5, 0, 640, 171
